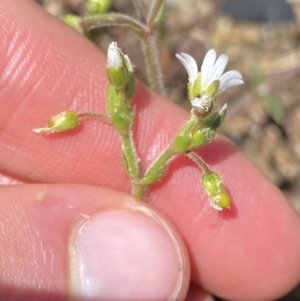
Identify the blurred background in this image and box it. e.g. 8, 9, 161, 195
36, 1, 300, 300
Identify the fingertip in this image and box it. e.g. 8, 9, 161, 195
0, 184, 190, 301
69, 202, 191, 301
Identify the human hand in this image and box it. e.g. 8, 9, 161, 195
0, 1, 299, 300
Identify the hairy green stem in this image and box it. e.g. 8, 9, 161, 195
77, 112, 111, 122
185, 151, 211, 173
121, 130, 144, 199
132, 181, 146, 199
147, 0, 165, 29
132, 0, 144, 20
141, 34, 165, 95
139, 147, 173, 185
80, 13, 147, 35
122, 133, 140, 179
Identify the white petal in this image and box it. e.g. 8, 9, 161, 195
201, 49, 216, 86
219, 70, 243, 91
220, 70, 242, 82
176, 53, 198, 81
107, 42, 122, 68
179, 53, 198, 80
210, 54, 228, 81
221, 79, 244, 91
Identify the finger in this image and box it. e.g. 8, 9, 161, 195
0, 1, 300, 301
185, 283, 214, 301
0, 184, 190, 301
0, 170, 25, 184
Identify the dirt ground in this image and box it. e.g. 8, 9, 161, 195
37, 0, 300, 300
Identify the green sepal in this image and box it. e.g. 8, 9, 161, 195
191, 129, 212, 147
171, 135, 191, 153
189, 73, 202, 99
86, 0, 111, 15
107, 65, 129, 88
111, 108, 133, 136
202, 172, 230, 209
106, 84, 134, 135
205, 80, 219, 100
60, 14, 83, 33
124, 72, 135, 100
106, 85, 126, 110
50, 110, 79, 130
201, 109, 225, 132
191, 110, 225, 147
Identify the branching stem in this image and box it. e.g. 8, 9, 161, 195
77, 112, 111, 122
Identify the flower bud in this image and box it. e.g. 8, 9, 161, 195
33, 110, 79, 134
106, 84, 134, 135
202, 172, 230, 210
85, 0, 111, 15
60, 15, 83, 33
107, 42, 129, 88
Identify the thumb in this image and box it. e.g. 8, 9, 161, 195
0, 184, 190, 301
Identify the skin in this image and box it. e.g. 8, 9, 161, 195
0, 0, 299, 300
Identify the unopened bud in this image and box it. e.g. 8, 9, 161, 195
33, 110, 79, 134
85, 0, 111, 15
60, 15, 83, 33
202, 172, 230, 210
107, 42, 129, 88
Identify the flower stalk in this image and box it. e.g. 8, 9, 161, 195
106, 42, 143, 198
141, 34, 165, 96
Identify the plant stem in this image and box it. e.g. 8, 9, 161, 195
139, 146, 173, 185
141, 34, 165, 95
122, 133, 140, 179
132, 181, 145, 199
132, 0, 144, 20
80, 13, 147, 35
185, 151, 211, 173
139, 0, 165, 95
77, 112, 111, 122
147, 0, 165, 29
121, 130, 145, 199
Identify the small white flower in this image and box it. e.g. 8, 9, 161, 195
176, 49, 243, 103
107, 41, 122, 68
